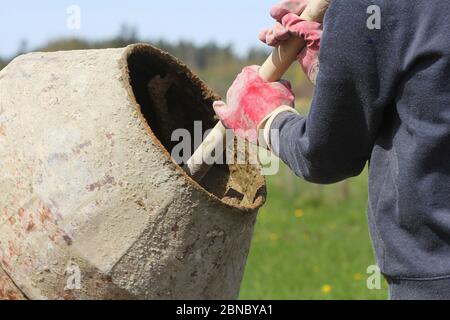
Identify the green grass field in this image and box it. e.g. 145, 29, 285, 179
239, 164, 389, 300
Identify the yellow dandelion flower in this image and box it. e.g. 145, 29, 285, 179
269, 233, 278, 242
353, 273, 363, 281
295, 209, 304, 218
322, 284, 332, 294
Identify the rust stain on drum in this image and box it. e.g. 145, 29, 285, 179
39, 205, 53, 225
8, 241, 20, 258
26, 217, 36, 233
86, 175, 117, 192
0, 276, 22, 300
8, 217, 16, 225
0, 267, 26, 301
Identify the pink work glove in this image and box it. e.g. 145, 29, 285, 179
259, 0, 322, 83
259, 0, 309, 46
213, 66, 295, 144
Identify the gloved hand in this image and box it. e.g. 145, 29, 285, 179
259, 0, 323, 84
213, 66, 296, 145
259, 0, 309, 46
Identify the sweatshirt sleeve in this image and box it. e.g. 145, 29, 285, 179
270, 0, 397, 184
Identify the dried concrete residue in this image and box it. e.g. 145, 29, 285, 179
123, 45, 266, 209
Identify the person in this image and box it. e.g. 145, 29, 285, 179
213, 0, 450, 300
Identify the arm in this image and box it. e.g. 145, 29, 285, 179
271, 0, 392, 184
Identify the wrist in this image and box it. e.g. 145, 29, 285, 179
257, 106, 300, 150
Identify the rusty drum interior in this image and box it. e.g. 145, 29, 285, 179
123, 45, 266, 209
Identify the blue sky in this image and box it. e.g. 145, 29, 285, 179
0, 0, 277, 58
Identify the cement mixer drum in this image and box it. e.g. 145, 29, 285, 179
0, 44, 266, 300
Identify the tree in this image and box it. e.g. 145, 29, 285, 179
40, 38, 90, 52
0, 34, 310, 97
116, 24, 139, 46
0, 58, 6, 71
247, 47, 270, 63
17, 39, 29, 56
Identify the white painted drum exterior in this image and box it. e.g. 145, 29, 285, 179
0, 44, 266, 300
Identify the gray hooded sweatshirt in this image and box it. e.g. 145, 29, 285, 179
271, 0, 450, 299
